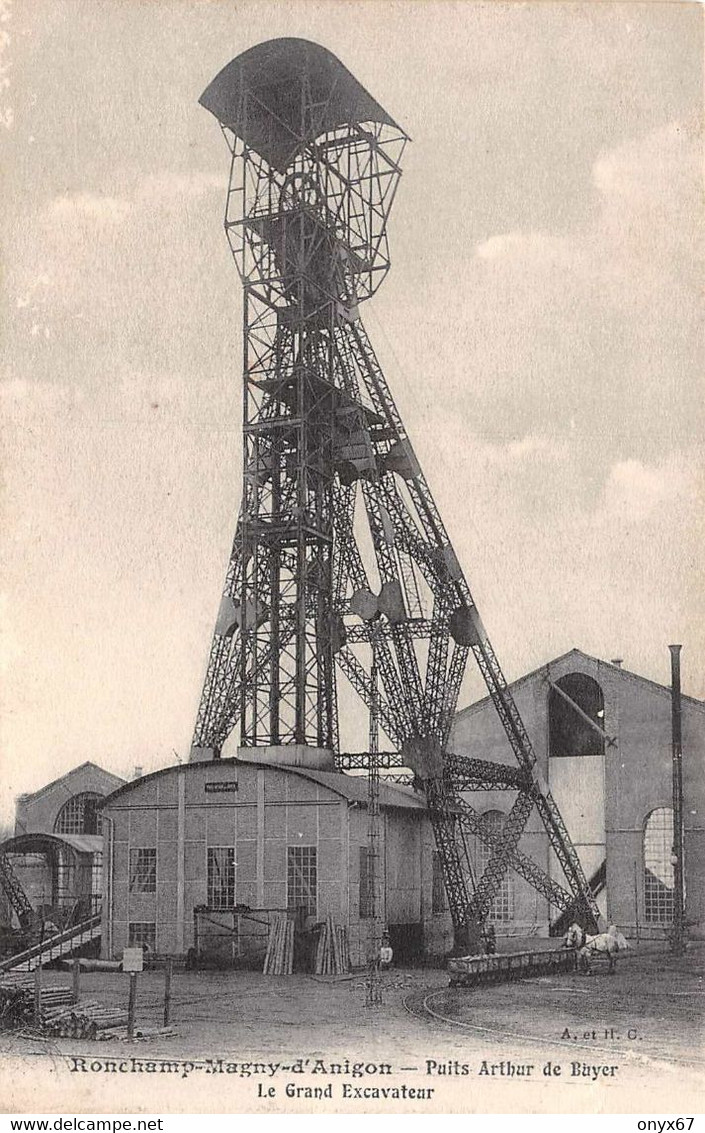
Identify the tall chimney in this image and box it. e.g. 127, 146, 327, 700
668, 644, 685, 955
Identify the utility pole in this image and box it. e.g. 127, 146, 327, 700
668, 644, 685, 955
366, 639, 383, 1007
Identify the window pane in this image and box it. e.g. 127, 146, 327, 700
477, 811, 513, 923
128, 922, 156, 950
208, 847, 236, 908
644, 808, 675, 924
129, 848, 156, 893
54, 792, 103, 835
287, 845, 317, 917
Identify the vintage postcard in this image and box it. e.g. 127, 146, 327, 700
1, 0, 703, 1116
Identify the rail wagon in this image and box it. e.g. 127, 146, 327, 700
448, 948, 578, 988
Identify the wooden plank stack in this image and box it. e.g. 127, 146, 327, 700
314, 917, 350, 976
263, 915, 294, 975
0, 974, 73, 1027
0, 972, 177, 1042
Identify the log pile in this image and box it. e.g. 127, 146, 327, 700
314, 917, 350, 975
263, 915, 294, 975
42, 1001, 129, 1039
0, 972, 177, 1042
96, 1025, 178, 1043
0, 975, 73, 1027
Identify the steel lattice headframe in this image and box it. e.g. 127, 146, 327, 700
191, 37, 600, 947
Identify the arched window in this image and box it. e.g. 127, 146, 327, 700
477, 810, 513, 923
54, 793, 103, 835
549, 673, 605, 757
643, 808, 675, 923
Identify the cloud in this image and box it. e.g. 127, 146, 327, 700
48, 192, 133, 224
472, 118, 702, 284
467, 432, 570, 470
137, 170, 228, 203
44, 171, 227, 227
601, 454, 699, 523
0, 376, 81, 410
475, 230, 571, 267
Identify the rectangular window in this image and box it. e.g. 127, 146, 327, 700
432, 850, 446, 914
128, 922, 156, 950
207, 847, 236, 909
129, 848, 156, 893
90, 852, 103, 915
287, 845, 317, 917
359, 846, 373, 919
645, 873, 674, 923
91, 852, 103, 895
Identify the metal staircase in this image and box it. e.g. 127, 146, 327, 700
0, 914, 102, 973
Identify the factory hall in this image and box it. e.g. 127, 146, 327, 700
1, 649, 702, 971
62, 649, 702, 967
99, 751, 452, 967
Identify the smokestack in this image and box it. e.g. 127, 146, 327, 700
132, 765, 143, 781
668, 644, 685, 955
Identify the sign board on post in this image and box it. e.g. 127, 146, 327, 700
122, 947, 144, 972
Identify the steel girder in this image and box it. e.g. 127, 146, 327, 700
0, 853, 34, 929
193, 40, 600, 944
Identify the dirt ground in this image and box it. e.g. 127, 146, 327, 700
1, 939, 703, 1113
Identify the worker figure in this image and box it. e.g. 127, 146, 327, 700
379, 931, 393, 970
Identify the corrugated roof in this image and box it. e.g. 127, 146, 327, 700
280, 766, 425, 810
0, 832, 102, 857
52, 834, 103, 855
102, 758, 426, 812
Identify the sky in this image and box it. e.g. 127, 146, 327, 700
1, 0, 703, 825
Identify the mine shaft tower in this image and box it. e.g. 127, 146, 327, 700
192, 38, 600, 947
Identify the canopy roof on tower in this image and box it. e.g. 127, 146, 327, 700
199, 38, 403, 172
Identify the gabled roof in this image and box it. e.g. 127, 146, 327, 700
17, 761, 125, 804
102, 758, 425, 812
454, 648, 705, 722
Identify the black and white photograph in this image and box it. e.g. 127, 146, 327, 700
0, 0, 703, 1116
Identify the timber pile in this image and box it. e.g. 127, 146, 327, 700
263, 915, 294, 975
96, 1025, 178, 1043
0, 975, 73, 1027
0, 974, 177, 1042
314, 917, 350, 975
42, 1001, 128, 1039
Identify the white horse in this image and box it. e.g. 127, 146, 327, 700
564, 923, 630, 974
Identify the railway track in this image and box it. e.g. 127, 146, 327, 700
401, 985, 705, 1072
